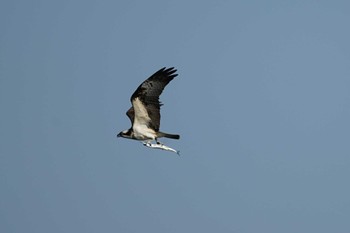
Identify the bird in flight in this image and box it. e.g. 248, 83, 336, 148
117, 67, 180, 154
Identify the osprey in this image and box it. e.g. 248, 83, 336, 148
117, 67, 180, 150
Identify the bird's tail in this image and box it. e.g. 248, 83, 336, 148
157, 131, 180, 140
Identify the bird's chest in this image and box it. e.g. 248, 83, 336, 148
133, 124, 156, 140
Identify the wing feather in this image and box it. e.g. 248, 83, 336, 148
129, 67, 178, 131
126, 107, 134, 124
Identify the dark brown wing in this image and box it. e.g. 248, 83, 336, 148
126, 107, 134, 124
130, 67, 178, 131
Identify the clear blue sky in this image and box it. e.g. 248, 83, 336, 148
1, 1, 350, 232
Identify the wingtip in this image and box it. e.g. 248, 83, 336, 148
164, 67, 178, 77
154, 67, 178, 79
165, 67, 176, 72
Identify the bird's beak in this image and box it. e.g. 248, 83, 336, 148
117, 133, 121, 138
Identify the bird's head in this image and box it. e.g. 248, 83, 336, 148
117, 129, 133, 139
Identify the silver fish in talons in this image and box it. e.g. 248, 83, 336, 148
143, 142, 180, 156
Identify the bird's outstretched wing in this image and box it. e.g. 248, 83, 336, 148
127, 67, 177, 131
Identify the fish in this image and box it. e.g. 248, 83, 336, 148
143, 142, 180, 155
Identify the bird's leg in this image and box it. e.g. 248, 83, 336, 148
142, 140, 152, 146
155, 138, 163, 145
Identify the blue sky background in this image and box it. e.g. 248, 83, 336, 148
1, 1, 350, 232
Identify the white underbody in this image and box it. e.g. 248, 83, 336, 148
133, 124, 156, 140
132, 97, 157, 140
